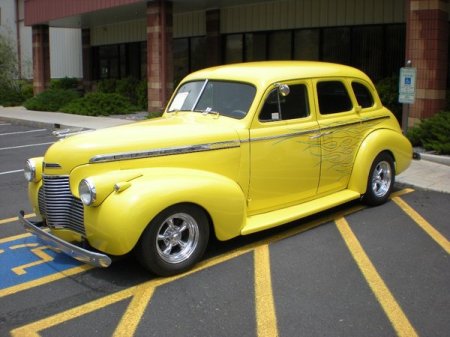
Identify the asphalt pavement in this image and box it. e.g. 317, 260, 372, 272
1, 105, 449, 193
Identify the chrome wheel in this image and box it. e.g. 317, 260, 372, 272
363, 152, 395, 206
156, 213, 199, 264
137, 204, 209, 276
371, 160, 392, 198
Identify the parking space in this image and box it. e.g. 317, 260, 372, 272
0, 122, 449, 337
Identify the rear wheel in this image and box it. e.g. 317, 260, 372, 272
136, 204, 209, 276
363, 152, 395, 206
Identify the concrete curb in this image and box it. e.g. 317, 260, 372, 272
418, 152, 450, 166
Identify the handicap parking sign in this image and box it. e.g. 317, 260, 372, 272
399, 67, 416, 104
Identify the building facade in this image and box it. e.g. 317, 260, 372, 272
20, 0, 450, 126
0, 0, 82, 79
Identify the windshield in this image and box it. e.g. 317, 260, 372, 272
168, 80, 256, 119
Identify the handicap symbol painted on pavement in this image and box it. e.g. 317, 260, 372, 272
0, 235, 83, 290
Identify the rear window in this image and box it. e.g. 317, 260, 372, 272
352, 82, 374, 108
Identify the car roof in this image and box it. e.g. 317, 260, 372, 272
183, 61, 374, 88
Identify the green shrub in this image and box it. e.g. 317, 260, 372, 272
19, 80, 34, 101
0, 84, 23, 106
0, 80, 33, 107
50, 77, 80, 90
24, 89, 80, 111
136, 80, 148, 110
116, 77, 139, 104
61, 92, 139, 116
406, 111, 450, 154
96, 79, 117, 93
376, 76, 402, 122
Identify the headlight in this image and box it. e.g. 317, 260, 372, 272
79, 179, 96, 206
24, 159, 36, 182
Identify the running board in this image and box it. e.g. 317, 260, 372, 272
241, 190, 361, 235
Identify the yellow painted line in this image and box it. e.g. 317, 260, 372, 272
392, 196, 450, 254
0, 213, 36, 225
11, 245, 54, 276
10, 286, 136, 337
113, 283, 155, 337
0, 233, 32, 244
9, 188, 415, 334
335, 217, 418, 337
254, 245, 278, 337
0, 265, 94, 299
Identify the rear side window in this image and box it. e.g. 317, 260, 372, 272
317, 81, 352, 114
352, 82, 374, 108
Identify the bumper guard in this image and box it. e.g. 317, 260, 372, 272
19, 211, 112, 268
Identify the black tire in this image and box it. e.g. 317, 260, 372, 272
363, 152, 395, 206
136, 204, 209, 276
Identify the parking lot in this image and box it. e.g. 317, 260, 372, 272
0, 122, 449, 337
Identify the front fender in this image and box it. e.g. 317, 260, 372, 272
348, 129, 412, 194
84, 167, 246, 255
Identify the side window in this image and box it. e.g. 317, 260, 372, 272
352, 82, 374, 108
317, 81, 352, 114
259, 84, 310, 122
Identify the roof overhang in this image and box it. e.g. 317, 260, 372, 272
25, 0, 272, 28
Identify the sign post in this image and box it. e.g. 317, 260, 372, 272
399, 63, 416, 134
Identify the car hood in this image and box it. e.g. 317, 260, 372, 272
43, 112, 242, 173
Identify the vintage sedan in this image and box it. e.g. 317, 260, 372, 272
21, 61, 412, 276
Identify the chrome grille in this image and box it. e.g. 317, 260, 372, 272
39, 175, 85, 235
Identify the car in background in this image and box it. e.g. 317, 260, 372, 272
21, 61, 412, 276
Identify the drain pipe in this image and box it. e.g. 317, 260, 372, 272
15, 0, 22, 79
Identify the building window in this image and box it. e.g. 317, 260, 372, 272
352, 26, 383, 82
245, 33, 267, 61
93, 42, 146, 81
225, 34, 243, 64
268, 31, 292, 60
190, 36, 207, 71
322, 27, 351, 65
173, 38, 189, 86
294, 29, 320, 61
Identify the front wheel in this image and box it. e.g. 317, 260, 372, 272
363, 152, 395, 206
136, 204, 209, 276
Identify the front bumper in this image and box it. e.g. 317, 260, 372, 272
19, 211, 112, 268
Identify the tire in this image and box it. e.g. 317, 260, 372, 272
136, 204, 209, 276
363, 152, 395, 206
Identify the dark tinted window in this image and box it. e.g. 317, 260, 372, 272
352, 82, 374, 108
259, 84, 309, 122
317, 81, 352, 114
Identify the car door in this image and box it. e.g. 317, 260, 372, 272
313, 78, 367, 195
248, 81, 321, 214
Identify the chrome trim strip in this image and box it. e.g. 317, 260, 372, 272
319, 115, 389, 132
89, 140, 241, 164
247, 129, 319, 143
19, 211, 111, 268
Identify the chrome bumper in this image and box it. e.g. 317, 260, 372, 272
19, 211, 112, 268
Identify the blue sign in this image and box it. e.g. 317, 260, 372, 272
399, 67, 417, 104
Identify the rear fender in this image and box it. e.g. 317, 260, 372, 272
348, 129, 412, 194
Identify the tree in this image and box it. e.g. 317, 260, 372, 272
0, 33, 19, 88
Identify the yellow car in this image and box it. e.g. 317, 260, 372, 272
21, 61, 412, 276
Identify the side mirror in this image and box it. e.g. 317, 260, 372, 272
277, 84, 290, 97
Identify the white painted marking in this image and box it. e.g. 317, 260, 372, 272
0, 129, 47, 136
0, 169, 24, 176
0, 142, 54, 151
